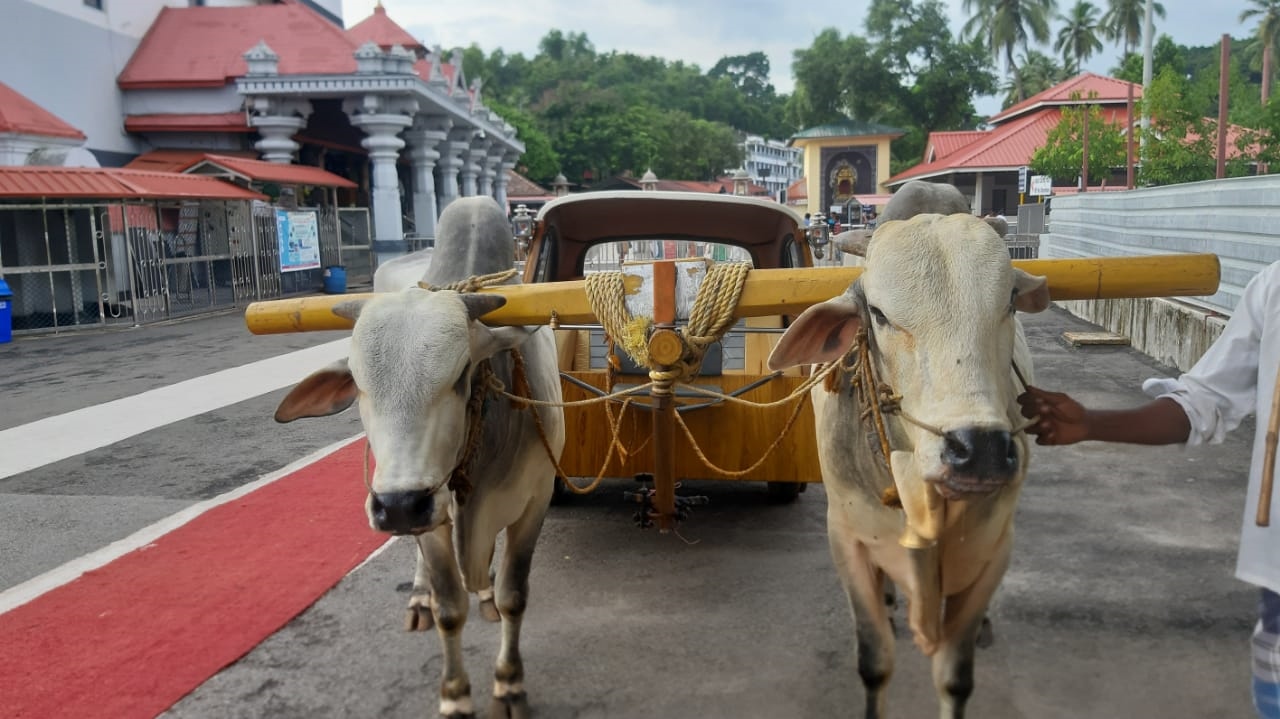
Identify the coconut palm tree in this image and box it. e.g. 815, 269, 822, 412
1102, 0, 1166, 60
1241, 0, 1280, 102
1000, 50, 1069, 107
964, 0, 1058, 103
1055, 1, 1105, 74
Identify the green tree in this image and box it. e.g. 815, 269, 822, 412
486, 100, 559, 182
1030, 93, 1127, 184
1240, 0, 1280, 102
1111, 33, 1184, 82
1101, 0, 1166, 57
962, 0, 1058, 102
1000, 50, 1067, 107
1137, 66, 1256, 184
1055, 1, 1104, 74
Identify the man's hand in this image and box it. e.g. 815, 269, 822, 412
1017, 386, 1090, 445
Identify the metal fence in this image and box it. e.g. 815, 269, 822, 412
0, 199, 365, 335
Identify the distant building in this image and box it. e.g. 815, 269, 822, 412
789, 120, 903, 222
740, 135, 801, 200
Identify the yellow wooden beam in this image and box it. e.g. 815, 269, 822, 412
244, 253, 1220, 335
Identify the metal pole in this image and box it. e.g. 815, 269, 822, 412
1217, 34, 1230, 179
1081, 107, 1090, 192
1140, 0, 1155, 156
1126, 80, 1136, 188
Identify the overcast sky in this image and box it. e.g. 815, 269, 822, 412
343, 0, 1256, 119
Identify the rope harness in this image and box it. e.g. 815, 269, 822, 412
828, 327, 1034, 510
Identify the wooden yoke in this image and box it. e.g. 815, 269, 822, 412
244, 253, 1222, 335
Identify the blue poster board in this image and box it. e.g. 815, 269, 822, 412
276, 210, 321, 272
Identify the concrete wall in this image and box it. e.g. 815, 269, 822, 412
4, 2, 146, 161
1039, 174, 1280, 371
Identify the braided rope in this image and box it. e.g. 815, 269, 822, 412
418, 268, 519, 293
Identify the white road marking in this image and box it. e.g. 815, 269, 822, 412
0, 434, 388, 615
0, 338, 350, 480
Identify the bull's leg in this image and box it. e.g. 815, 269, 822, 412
416, 527, 475, 719
829, 510, 894, 719
930, 538, 1013, 719
487, 500, 549, 719
406, 549, 435, 632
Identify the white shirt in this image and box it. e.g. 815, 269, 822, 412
1143, 260, 1280, 593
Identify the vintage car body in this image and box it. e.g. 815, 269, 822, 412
519, 191, 824, 507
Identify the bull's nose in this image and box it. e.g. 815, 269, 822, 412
940, 428, 1018, 478
370, 490, 434, 534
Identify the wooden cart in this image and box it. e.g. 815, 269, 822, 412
519, 192, 827, 528
244, 191, 1221, 533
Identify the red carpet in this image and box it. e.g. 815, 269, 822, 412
0, 439, 389, 719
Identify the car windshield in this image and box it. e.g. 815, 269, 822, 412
582, 240, 754, 274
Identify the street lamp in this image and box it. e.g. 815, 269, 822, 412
510, 204, 534, 253
807, 212, 830, 259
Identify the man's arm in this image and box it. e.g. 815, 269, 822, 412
1018, 386, 1191, 446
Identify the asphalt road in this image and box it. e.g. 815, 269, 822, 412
1, 304, 1257, 719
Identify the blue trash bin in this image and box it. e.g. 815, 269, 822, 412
322, 266, 347, 294
0, 278, 11, 344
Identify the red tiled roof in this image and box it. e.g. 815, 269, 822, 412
124, 113, 251, 133
505, 170, 553, 200
785, 176, 807, 201
411, 58, 459, 87
0, 167, 265, 200
125, 149, 232, 173
186, 154, 357, 188
347, 3, 423, 52
888, 106, 1132, 185
0, 81, 85, 140
119, 5, 358, 89
927, 131, 988, 161
988, 72, 1141, 124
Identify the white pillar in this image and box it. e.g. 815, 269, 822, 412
494, 153, 518, 213
437, 132, 468, 211
247, 98, 312, 164
460, 133, 489, 198
404, 117, 450, 240
348, 99, 414, 263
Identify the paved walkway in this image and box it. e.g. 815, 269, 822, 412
0, 303, 1260, 718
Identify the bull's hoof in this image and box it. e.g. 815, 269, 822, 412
479, 597, 501, 623
405, 594, 435, 632
488, 692, 530, 719
976, 616, 995, 649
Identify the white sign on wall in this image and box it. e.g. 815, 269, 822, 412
1029, 175, 1053, 197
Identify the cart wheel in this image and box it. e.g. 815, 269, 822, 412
765, 481, 802, 504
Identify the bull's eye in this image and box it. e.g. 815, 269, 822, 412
869, 305, 890, 327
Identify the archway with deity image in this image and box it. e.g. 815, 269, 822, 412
820, 147, 876, 217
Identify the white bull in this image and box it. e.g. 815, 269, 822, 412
769, 209, 1049, 718
274, 197, 564, 719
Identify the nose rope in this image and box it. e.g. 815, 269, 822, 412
838, 329, 1032, 509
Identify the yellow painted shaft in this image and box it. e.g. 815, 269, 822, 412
244, 253, 1220, 335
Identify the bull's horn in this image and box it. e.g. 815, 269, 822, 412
832, 229, 874, 257
331, 298, 369, 322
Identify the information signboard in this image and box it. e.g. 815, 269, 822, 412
276, 210, 321, 272
1029, 175, 1053, 197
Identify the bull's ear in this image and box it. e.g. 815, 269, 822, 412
332, 298, 368, 322
470, 325, 534, 360
983, 216, 1009, 237
460, 293, 507, 321
274, 359, 358, 423
833, 229, 873, 257
768, 294, 863, 370
1012, 269, 1050, 313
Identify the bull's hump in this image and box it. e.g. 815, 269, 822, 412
423, 196, 517, 286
